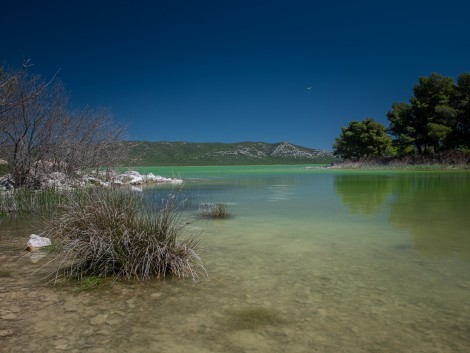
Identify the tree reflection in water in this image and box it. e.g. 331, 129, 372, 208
334, 172, 470, 259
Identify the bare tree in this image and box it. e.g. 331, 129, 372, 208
0, 61, 126, 188
48, 106, 127, 176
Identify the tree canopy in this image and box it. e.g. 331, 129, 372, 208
387, 72, 470, 154
333, 118, 392, 161
333, 72, 470, 162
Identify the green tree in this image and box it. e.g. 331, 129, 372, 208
453, 73, 470, 148
386, 102, 416, 154
411, 73, 456, 151
387, 73, 459, 154
333, 118, 392, 161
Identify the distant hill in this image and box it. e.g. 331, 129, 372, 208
125, 141, 335, 166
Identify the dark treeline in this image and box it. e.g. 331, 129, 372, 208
333, 73, 470, 163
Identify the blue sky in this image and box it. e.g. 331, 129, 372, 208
3, 0, 470, 150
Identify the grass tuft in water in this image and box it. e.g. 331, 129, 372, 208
44, 189, 205, 283
198, 201, 231, 219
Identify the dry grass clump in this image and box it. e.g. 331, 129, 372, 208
45, 189, 204, 282
198, 202, 231, 219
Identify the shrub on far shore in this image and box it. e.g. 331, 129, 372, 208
198, 202, 232, 219
331, 150, 470, 170
45, 189, 204, 282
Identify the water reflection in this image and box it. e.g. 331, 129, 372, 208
334, 174, 393, 214
389, 173, 470, 259
334, 172, 470, 259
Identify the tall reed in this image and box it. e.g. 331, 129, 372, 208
0, 188, 65, 217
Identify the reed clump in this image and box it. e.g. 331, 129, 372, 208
198, 202, 231, 219
0, 188, 65, 217
45, 189, 204, 282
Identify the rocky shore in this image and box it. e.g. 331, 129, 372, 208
0, 170, 183, 191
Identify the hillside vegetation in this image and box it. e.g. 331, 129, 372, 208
125, 141, 335, 166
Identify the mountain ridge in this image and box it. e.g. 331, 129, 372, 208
125, 141, 335, 166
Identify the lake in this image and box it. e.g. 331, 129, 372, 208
1, 165, 470, 353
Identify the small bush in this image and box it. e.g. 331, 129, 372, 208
45, 189, 204, 282
198, 202, 231, 219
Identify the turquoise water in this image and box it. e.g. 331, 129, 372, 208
1, 165, 470, 352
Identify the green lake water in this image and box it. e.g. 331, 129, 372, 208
1, 165, 470, 352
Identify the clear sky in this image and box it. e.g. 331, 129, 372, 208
3, 0, 470, 150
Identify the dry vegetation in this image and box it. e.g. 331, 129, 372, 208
44, 189, 205, 282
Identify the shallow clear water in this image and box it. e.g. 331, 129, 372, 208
1, 165, 470, 353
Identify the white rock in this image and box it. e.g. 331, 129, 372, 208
123, 171, 141, 177
154, 175, 183, 184
84, 176, 109, 187
144, 173, 158, 181
115, 171, 183, 185
49, 172, 66, 181
84, 176, 100, 184
27, 234, 51, 251
129, 176, 143, 185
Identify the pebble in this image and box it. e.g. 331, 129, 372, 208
96, 329, 111, 336
0, 329, 14, 337
53, 339, 69, 350
315, 309, 328, 318
9, 306, 20, 313
113, 310, 126, 317
106, 317, 121, 326
126, 299, 136, 309
228, 331, 272, 351
90, 314, 107, 326
63, 303, 80, 312
1, 312, 18, 320
456, 281, 470, 289
86, 349, 106, 353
